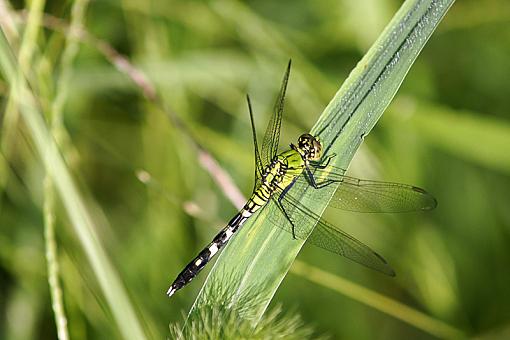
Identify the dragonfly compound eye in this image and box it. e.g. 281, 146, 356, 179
297, 133, 322, 161
298, 134, 311, 150
310, 137, 322, 161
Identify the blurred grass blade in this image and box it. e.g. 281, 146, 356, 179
412, 102, 510, 174
0, 31, 147, 340
190, 0, 455, 322
291, 260, 464, 339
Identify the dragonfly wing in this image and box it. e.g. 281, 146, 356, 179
306, 217, 395, 275
246, 94, 264, 187
298, 167, 437, 212
266, 188, 395, 276
330, 176, 437, 212
261, 60, 291, 164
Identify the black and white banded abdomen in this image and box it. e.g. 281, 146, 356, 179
166, 210, 250, 296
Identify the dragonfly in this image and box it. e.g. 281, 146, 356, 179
166, 60, 437, 297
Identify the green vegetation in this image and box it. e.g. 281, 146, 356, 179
1, 0, 509, 339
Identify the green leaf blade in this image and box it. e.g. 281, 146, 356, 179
191, 0, 455, 322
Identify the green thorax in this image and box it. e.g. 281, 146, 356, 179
249, 148, 305, 208
248, 133, 323, 210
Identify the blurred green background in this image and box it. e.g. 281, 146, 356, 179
1, 0, 510, 339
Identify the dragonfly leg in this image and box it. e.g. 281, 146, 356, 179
277, 179, 298, 239
310, 153, 337, 169
275, 199, 297, 239
305, 166, 337, 189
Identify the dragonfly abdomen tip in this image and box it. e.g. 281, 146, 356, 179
167, 286, 177, 297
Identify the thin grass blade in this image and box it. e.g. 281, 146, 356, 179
0, 30, 147, 340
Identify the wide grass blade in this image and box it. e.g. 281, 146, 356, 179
191, 0, 455, 322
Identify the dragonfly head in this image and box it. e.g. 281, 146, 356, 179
296, 133, 322, 161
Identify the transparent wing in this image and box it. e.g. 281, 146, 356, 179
261, 60, 291, 164
246, 94, 264, 187
265, 188, 395, 276
297, 166, 437, 213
